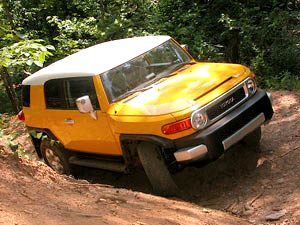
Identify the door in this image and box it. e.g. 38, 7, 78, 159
43, 76, 122, 155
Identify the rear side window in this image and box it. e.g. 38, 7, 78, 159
45, 79, 67, 109
22, 85, 30, 107
44, 77, 100, 110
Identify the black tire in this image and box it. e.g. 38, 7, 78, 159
40, 139, 70, 174
137, 142, 178, 196
242, 127, 262, 149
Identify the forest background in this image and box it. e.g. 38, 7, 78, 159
0, 0, 299, 114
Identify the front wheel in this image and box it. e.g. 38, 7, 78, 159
40, 139, 70, 174
137, 142, 178, 196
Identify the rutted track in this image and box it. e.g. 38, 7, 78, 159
0, 91, 299, 224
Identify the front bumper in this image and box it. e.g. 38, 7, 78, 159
173, 89, 273, 162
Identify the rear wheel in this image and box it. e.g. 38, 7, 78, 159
40, 139, 70, 174
137, 142, 178, 196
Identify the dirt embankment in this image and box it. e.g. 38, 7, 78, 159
0, 91, 299, 225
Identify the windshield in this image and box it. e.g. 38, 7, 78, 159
101, 39, 192, 103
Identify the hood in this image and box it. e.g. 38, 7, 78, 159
111, 63, 248, 116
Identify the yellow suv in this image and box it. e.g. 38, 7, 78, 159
21, 36, 273, 195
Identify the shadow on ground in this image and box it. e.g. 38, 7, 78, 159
74, 143, 262, 209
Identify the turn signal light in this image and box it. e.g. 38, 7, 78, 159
162, 118, 191, 135
250, 72, 257, 81
17, 110, 25, 121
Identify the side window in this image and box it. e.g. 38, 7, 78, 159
22, 85, 30, 107
44, 79, 67, 109
65, 77, 100, 110
45, 77, 100, 110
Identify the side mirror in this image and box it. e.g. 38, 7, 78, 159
76, 95, 97, 120
181, 44, 188, 51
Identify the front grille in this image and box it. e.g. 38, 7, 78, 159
207, 87, 246, 120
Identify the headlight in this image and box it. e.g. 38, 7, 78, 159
246, 78, 257, 95
191, 110, 207, 130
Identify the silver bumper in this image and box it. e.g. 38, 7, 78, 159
174, 112, 266, 162
222, 112, 265, 150
174, 144, 208, 162
267, 92, 272, 103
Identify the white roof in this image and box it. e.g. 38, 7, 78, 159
22, 36, 171, 85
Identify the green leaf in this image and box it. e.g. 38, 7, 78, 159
36, 132, 43, 139
46, 45, 55, 50
11, 133, 20, 141
26, 59, 33, 66
50, 139, 55, 146
40, 46, 47, 52
14, 31, 26, 40
38, 53, 45, 63
9, 144, 19, 152
13, 151, 19, 157
42, 135, 48, 140
29, 130, 37, 138
33, 60, 43, 67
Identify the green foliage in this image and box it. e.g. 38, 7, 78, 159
29, 130, 46, 140
29, 130, 59, 146
95, 0, 153, 39
0, 0, 299, 111
0, 113, 20, 128
1, 39, 54, 69
259, 71, 300, 91
152, 0, 225, 62
6, 136, 29, 159
2, 8, 55, 107
8, 0, 154, 60
0, 38, 55, 112
6, 131, 20, 151
269, 40, 300, 75
0, 114, 29, 159
0, 113, 10, 128
0, 88, 13, 113
47, 16, 98, 57
0, 1, 56, 113
152, 0, 300, 89
235, 6, 300, 78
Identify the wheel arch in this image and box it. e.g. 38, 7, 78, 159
119, 134, 176, 169
119, 134, 175, 149
27, 127, 60, 159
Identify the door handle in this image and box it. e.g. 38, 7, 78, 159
64, 119, 74, 125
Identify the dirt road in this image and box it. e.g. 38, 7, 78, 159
0, 91, 299, 224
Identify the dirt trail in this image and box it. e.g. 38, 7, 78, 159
0, 91, 299, 224
0, 154, 250, 225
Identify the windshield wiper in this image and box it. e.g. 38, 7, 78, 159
160, 61, 197, 78
173, 61, 197, 70
114, 86, 153, 102
128, 86, 153, 95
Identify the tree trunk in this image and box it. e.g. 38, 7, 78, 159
1, 0, 15, 30
0, 67, 20, 113
225, 28, 241, 63
1, 0, 21, 113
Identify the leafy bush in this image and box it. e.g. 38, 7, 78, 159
151, 0, 300, 89
0, 114, 28, 159
270, 41, 300, 76
259, 71, 300, 90
0, 87, 13, 113
152, 0, 225, 62
2, 0, 300, 99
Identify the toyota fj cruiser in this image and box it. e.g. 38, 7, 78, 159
20, 36, 273, 195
